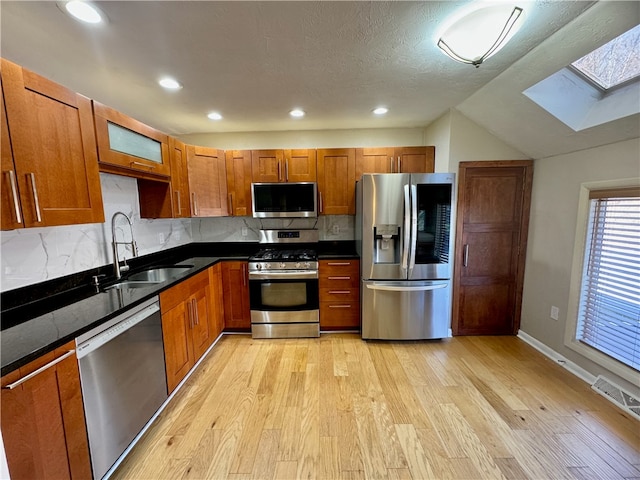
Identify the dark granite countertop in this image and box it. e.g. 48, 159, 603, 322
1, 240, 357, 376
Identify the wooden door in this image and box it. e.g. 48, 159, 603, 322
1, 80, 23, 230
355, 147, 395, 180
222, 261, 251, 330
395, 146, 434, 173
1, 342, 91, 480
251, 149, 283, 183
187, 145, 228, 217
161, 301, 194, 393
452, 161, 533, 335
225, 150, 253, 216
1, 59, 104, 228
190, 285, 212, 361
317, 148, 356, 215
169, 137, 191, 217
283, 149, 317, 182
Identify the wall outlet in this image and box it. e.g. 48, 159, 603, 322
158, 233, 165, 244
241, 227, 248, 237
332, 225, 340, 235
550, 306, 559, 320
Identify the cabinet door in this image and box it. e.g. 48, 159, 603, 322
1, 342, 91, 480
170, 137, 191, 217
317, 148, 356, 215
355, 147, 395, 181
209, 263, 225, 338
93, 101, 171, 179
395, 146, 434, 173
251, 149, 284, 183
283, 149, 316, 182
187, 146, 228, 217
190, 285, 213, 361
1, 79, 23, 230
225, 150, 253, 216
222, 261, 251, 330
161, 301, 194, 393
1, 59, 104, 228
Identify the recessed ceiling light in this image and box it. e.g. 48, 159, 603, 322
289, 109, 305, 118
373, 107, 388, 115
207, 112, 223, 120
60, 1, 104, 24
158, 78, 182, 90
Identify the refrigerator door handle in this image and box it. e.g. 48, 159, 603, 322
408, 184, 418, 276
402, 184, 410, 273
365, 283, 448, 292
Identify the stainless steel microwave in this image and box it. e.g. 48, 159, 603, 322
251, 182, 318, 218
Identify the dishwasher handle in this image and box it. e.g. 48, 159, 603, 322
365, 283, 448, 292
76, 301, 160, 359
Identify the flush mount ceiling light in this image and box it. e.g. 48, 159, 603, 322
437, 4, 525, 67
289, 109, 305, 118
58, 1, 105, 24
207, 112, 223, 120
158, 77, 182, 90
373, 107, 388, 115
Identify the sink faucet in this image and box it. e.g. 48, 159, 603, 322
111, 212, 138, 279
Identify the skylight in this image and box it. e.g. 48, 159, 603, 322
571, 24, 640, 90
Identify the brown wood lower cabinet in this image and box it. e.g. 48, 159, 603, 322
1, 341, 91, 480
222, 261, 251, 331
160, 269, 215, 393
319, 259, 360, 330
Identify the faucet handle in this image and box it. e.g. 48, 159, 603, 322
91, 274, 107, 286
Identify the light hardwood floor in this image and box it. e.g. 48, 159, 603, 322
113, 334, 640, 480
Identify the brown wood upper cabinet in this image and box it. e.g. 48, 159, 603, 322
169, 137, 191, 218
1, 58, 104, 230
187, 145, 228, 217
93, 101, 171, 179
225, 150, 253, 216
1, 341, 92, 480
317, 148, 356, 215
355, 146, 434, 181
251, 149, 316, 183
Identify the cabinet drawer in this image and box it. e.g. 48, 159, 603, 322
320, 301, 360, 329
160, 270, 209, 312
319, 259, 359, 288
319, 287, 359, 302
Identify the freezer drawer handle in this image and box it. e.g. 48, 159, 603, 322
2, 350, 75, 390
365, 284, 447, 292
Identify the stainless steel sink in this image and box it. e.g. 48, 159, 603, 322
105, 265, 194, 291
127, 266, 193, 283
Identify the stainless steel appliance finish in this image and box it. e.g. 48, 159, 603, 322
251, 182, 318, 218
357, 173, 455, 340
76, 297, 167, 479
249, 229, 320, 338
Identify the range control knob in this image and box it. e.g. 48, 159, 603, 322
265, 263, 271, 270
279, 262, 286, 269
295, 262, 301, 269
256, 264, 262, 270
304, 262, 311, 268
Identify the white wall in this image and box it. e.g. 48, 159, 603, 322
179, 127, 426, 150
423, 110, 452, 173
520, 137, 640, 394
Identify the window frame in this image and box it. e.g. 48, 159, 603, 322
565, 178, 640, 387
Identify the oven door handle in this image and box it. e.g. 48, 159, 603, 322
248, 270, 318, 280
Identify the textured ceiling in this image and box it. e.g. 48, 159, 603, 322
1, 0, 596, 141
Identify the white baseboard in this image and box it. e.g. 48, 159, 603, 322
517, 330, 596, 385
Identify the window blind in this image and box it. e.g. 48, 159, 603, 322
577, 188, 640, 371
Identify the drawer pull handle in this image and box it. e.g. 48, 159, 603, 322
328, 276, 350, 280
130, 161, 155, 170
327, 262, 351, 266
3, 350, 75, 390
328, 290, 350, 294
328, 305, 351, 309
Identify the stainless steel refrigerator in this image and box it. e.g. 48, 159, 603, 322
356, 173, 455, 340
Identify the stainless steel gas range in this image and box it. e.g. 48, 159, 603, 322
248, 229, 320, 338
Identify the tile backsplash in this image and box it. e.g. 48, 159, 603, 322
1, 173, 354, 292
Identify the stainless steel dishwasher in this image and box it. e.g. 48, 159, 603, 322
76, 296, 167, 479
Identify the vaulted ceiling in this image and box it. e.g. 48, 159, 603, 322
1, 1, 638, 159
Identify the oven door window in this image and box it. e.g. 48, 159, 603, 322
250, 279, 319, 311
